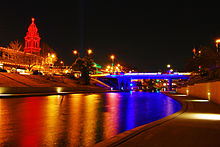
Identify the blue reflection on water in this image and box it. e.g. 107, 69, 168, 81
105, 92, 181, 134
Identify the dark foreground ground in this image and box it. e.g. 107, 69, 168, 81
96, 92, 220, 147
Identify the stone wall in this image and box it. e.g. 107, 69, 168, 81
177, 81, 220, 104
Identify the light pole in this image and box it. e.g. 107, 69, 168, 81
166, 64, 171, 73
216, 39, 220, 55
215, 39, 220, 67
60, 60, 64, 82
110, 55, 115, 72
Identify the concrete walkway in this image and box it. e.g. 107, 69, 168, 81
96, 92, 220, 147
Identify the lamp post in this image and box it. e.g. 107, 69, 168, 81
60, 60, 64, 82
166, 64, 171, 73
216, 39, 220, 55
215, 39, 220, 67
110, 55, 115, 72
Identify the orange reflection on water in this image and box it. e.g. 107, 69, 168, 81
42, 95, 61, 145
68, 94, 83, 146
82, 94, 98, 146
104, 93, 120, 139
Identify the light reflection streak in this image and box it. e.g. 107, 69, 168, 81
0, 99, 10, 144
104, 93, 119, 139
185, 99, 209, 102
19, 97, 44, 147
126, 96, 135, 130
68, 94, 82, 146
43, 95, 60, 144
173, 94, 187, 96
165, 96, 174, 116
183, 113, 220, 120
82, 94, 98, 146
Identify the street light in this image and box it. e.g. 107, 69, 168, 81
51, 54, 55, 58
88, 49, 92, 55
110, 55, 115, 72
216, 39, 220, 55
73, 50, 78, 55
167, 64, 171, 68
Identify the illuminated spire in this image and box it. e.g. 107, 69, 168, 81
24, 18, 41, 54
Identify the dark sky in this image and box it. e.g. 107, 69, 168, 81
1, 1, 220, 71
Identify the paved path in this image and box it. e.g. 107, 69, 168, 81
96, 93, 220, 147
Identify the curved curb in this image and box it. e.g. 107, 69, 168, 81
95, 93, 188, 147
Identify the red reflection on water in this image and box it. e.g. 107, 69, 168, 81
19, 97, 45, 147
0, 99, 10, 145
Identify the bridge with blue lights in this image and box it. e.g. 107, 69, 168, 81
91, 72, 191, 91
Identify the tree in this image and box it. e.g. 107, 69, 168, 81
185, 46, 217, 72
73, 55, 95, 85
8, 40, 23, 51
40, 42, 56, 57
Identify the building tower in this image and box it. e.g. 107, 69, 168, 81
24, 18, 41, 54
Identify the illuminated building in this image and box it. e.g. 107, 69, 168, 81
24, 18, 41, 55
0, 47, 43, 70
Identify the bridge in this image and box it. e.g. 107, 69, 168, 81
91, 72, 191, 91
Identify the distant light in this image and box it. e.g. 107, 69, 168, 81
73, 50, 78, 55
208, 92, 211, 100
167, 64, 171, 68
186, 89, 189, 95
110, 55, 115, 60
57, 87, 62, 93
88, 49, 92, 55
216, 39, 220, 43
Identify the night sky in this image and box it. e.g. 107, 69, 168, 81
1, 1, 220, 71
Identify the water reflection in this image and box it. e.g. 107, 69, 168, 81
0, 92, 181, 146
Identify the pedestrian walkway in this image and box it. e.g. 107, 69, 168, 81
95, 92, 220, 147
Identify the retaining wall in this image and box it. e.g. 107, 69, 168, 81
177, 81, 220, 104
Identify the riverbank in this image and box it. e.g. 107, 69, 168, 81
0, 72, 109, 97
95, 92, 220, 147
